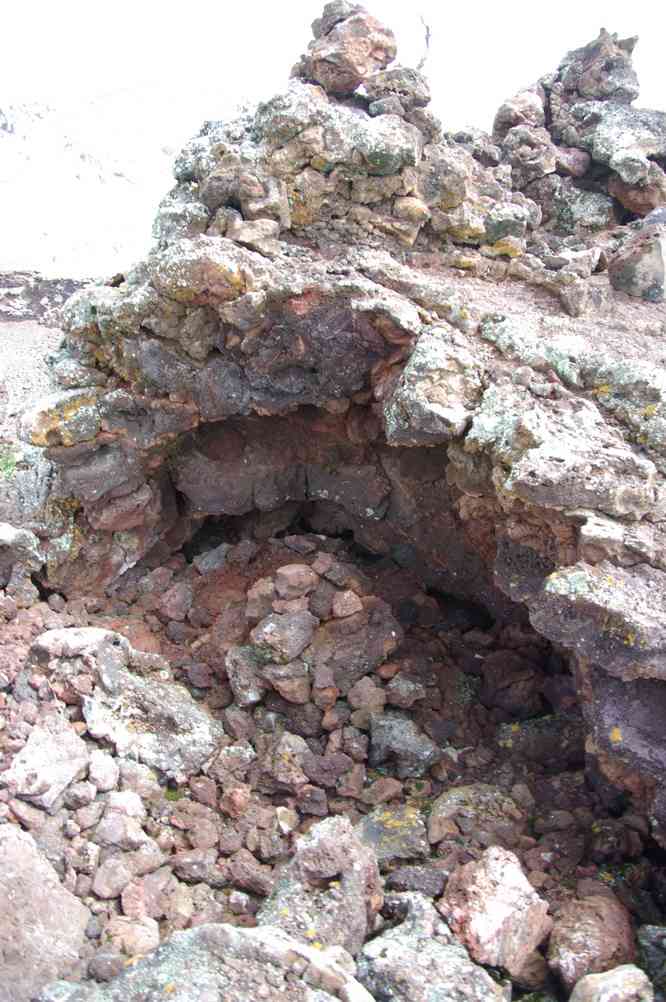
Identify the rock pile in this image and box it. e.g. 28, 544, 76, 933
0, 530, 661, 1000
1, 3, 666, 1000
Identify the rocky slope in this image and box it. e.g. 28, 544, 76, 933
2, 3, 666, 1000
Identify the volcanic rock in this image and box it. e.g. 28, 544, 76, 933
438, 846, 552, 978
0, 825, 90, 1002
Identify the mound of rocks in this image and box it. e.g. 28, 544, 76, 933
2, 4, 666, 999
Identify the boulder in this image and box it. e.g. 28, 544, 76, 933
569, 965, 654, 1002
438, 846, 552, 978
383, 326, 483, 444
0, 826, 90, 1002
258, 816, 382, 956
547, 894, 636, 991
608, 163, 666, 216
357, 893, 504, 1002
293, 5, 396, 96
23, 628, 224, 781
608, 224, 666, 302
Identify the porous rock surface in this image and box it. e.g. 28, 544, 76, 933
2, 4, 666, 1001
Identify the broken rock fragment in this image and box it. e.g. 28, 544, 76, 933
438, 846, 552, 978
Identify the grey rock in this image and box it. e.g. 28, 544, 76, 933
225, 645, 269, 707
608, 225, 665, 302
427, 783, 524, 845
385, 865, 447, 897
258, 816, 382, 956
193, 542, 231, 574
364, 66, 431, 111
502, 125, 557, 189
383, 327, 483, 444
638, 926, 666, 1000
557, 102, 666, 186
357, 893, 504, 1002
0, 520, 43, 606
369, 710, 442, 778
0, 709, 89, 811
569, 965, 654, 1002
251, 611, 319, 661
39, 923, 374, 1001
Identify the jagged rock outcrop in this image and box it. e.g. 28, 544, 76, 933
9, 0, 666, 891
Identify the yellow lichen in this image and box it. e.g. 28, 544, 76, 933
29, 394, 99, 448
609, 726, 623, 744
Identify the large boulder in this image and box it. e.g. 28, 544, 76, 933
21, 628, 225, 781
0, 826, 90, 1002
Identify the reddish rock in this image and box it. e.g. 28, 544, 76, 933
332, 588, 364, 618
438, 846, 552, 978
274, 563, 319, 599
555, 147, 592, 178
360, 776, 402, 804
609, 163, 666, 216
101, 915, 160, 957
158, 581, 193, 623
92, 856, 134, 899
226, 847, 274, 896
0, 826, 90, 1002
547, 894, 636, 991
294, 7, 397, 96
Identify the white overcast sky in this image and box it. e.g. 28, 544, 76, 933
2, 0, 664, 130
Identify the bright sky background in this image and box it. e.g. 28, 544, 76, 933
3, 0, 664, 131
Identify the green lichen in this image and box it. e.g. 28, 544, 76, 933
455, 672, 481, 705
0, 447, 17, 479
